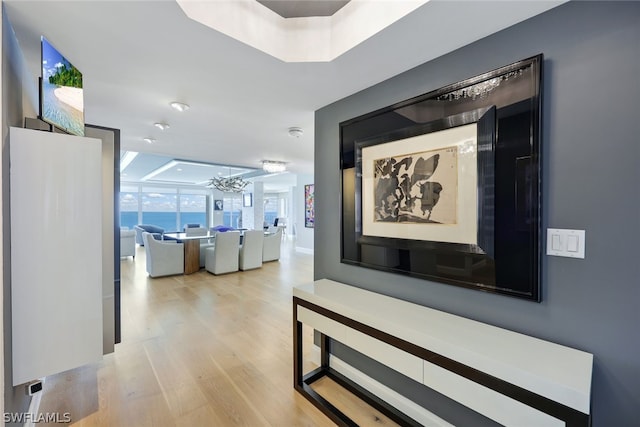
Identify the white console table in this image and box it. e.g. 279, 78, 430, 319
293, 279, 592, 426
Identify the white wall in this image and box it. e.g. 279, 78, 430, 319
2, 6, 37, 415
239, 181, 261, 229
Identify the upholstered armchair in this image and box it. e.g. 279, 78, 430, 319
205, 231, 240, 275
120, 228, 136, 258
239, 230, 264, 271
262, 228, 282, 262
134, 224, 164, 246
142, 232, 184, 277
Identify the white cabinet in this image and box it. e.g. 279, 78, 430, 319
10, 127, 103, 386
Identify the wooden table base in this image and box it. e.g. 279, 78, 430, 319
184, 239, 201, 274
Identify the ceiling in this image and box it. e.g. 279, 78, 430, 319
257, 0, 350, 18
4, 0, 564, 186
118, 152, 297, 193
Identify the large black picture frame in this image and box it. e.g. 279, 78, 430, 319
340, 55, 542, 301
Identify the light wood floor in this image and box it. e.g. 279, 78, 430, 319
37, 239, 399, 426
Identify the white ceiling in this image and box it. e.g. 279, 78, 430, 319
118, 152, 297, 194
4, 0, 564, 182
257, 0, 350, 18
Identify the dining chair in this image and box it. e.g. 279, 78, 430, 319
204, 231, 240, 275
142, 232, 184, 277
184, 226, 207, 237
239, 229, 264, 271
263, 228, 283, 262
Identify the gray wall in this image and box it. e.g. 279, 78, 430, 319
314, 2, 640, 425
2, 6, 33, 421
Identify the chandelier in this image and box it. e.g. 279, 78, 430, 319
208, 176, 250, 193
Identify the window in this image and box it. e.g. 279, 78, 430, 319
179, 191, 207, 229
222, 194, 242, 228
120, 186, 211, 232
141, 188, 178, 231
264, 194, 279, 226
120, 185, 139, 229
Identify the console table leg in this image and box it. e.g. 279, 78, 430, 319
293, 301, 303, 388
320, 333, 330, 369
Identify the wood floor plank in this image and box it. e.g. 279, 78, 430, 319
311, 377, 401, 427
36, 238, 396, 426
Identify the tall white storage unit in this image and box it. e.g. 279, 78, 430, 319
10, 127, 103, 386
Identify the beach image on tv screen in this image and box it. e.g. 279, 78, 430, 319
41, 37, 84, 136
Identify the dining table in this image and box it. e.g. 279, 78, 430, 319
163, 231, 217, 274
164, 229, 260, 274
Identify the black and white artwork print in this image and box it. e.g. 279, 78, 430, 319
373, 146, 457, 225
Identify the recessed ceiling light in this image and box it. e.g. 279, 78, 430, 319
143, 137, 156, 144
154, 122, 170, 131
176, 168, 183, 172
170, 101, 190, 112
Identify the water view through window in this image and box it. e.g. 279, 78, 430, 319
120, 186, 207, 231
120, 185, 284, 232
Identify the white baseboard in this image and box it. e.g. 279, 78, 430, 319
311, 346, 452, 427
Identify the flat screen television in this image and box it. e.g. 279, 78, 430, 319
39, 36, 84, 136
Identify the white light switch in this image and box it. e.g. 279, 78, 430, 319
547, 228, 585, 259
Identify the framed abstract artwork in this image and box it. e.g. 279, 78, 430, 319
243, 193, 253, 207
357, 107, 495, 255
340, 55, 543, 301
305, 184, 314, 228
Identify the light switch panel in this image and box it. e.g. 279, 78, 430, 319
567, 235, 579, 252
547, 228, 585, 259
